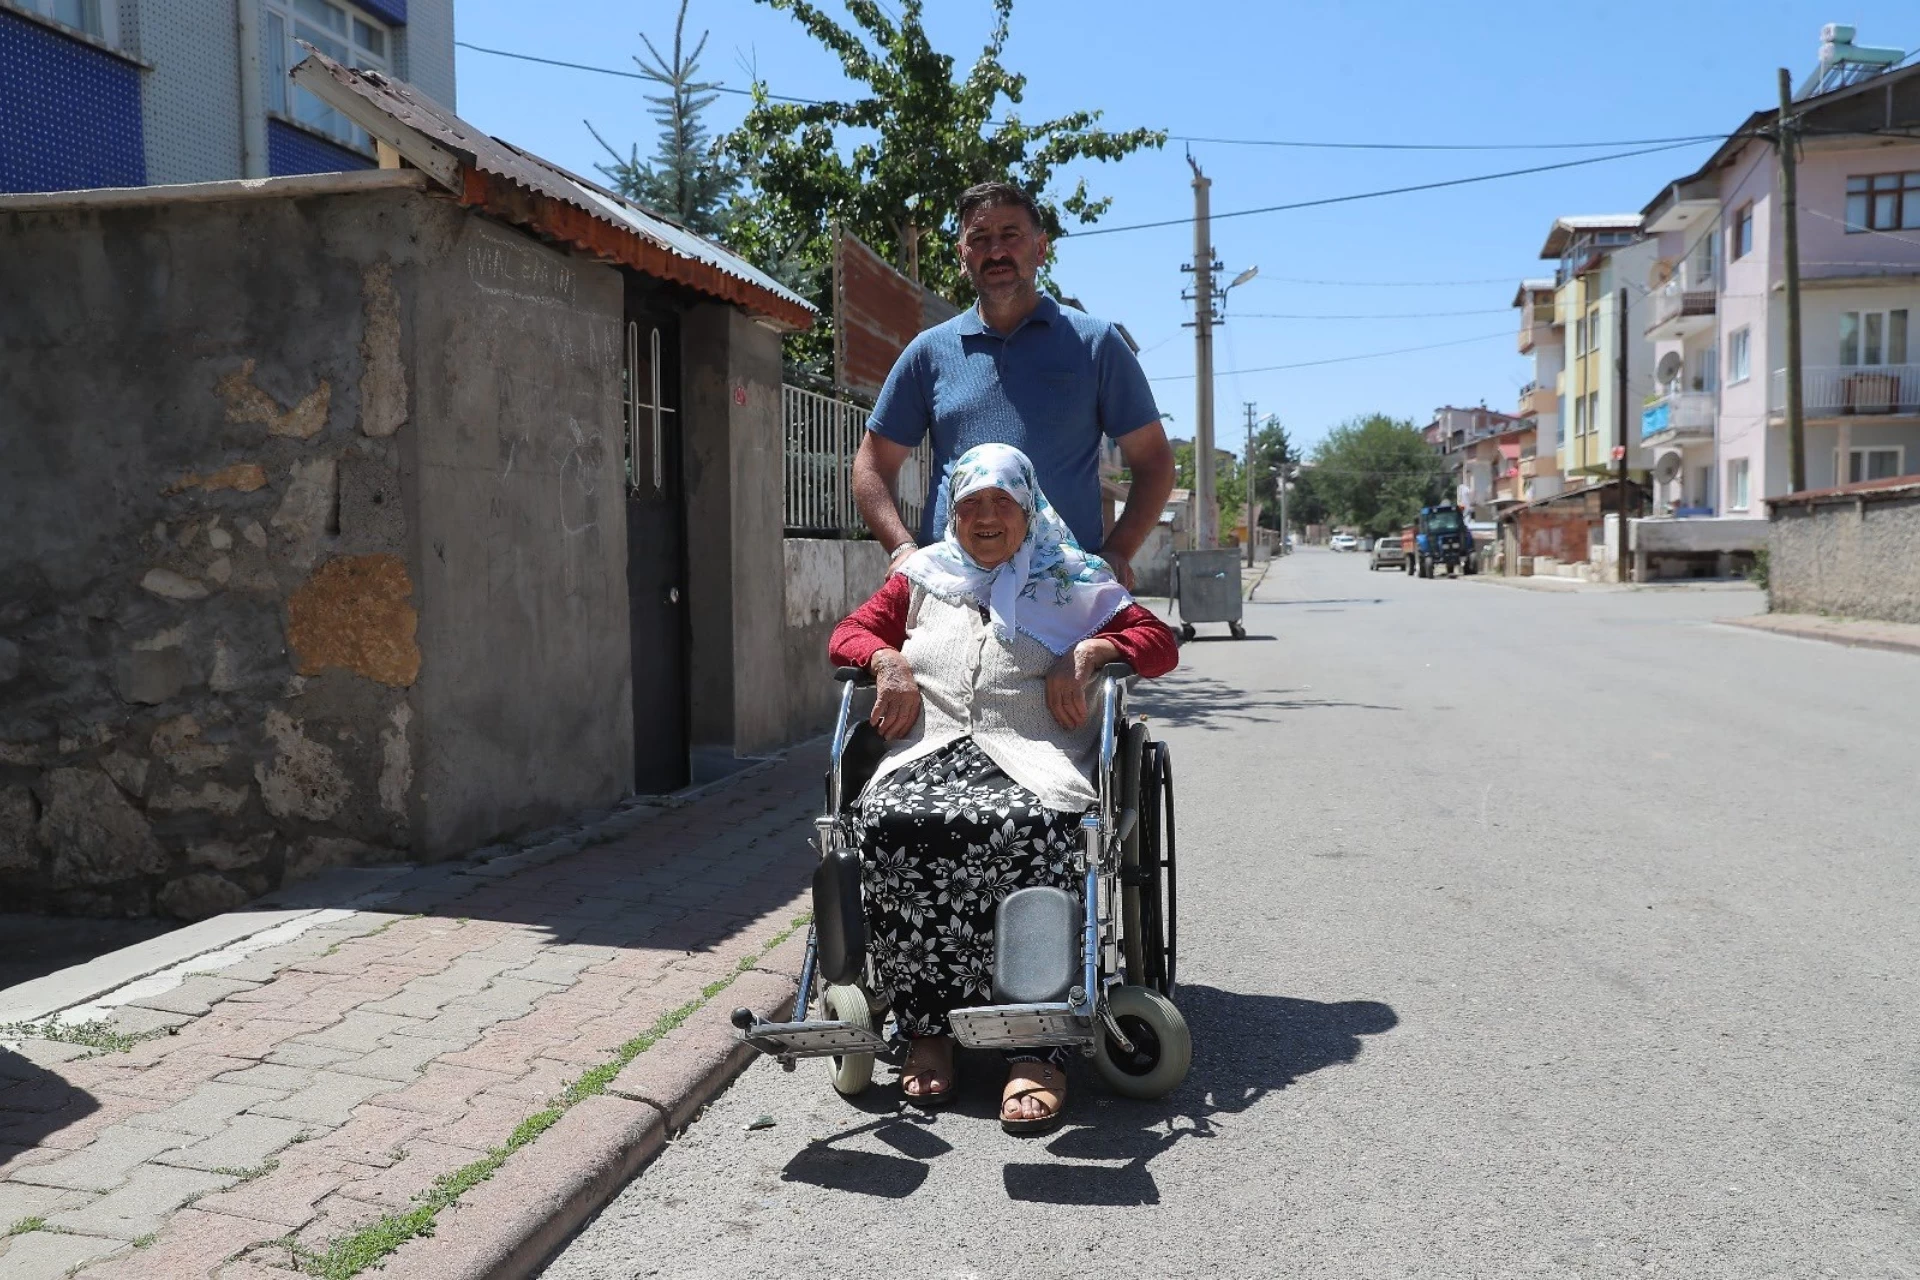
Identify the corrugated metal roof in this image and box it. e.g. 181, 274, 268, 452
290, 47, 814, 329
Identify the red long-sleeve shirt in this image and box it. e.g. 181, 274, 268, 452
828, 574, 1179, 678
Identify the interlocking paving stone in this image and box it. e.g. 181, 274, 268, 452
101, 1006, 194, 1037
337, 1139, 486, 1208
326, 1037, 452, 1082
288, 1012, 416, 1054
152, 1115, 306, 1174
262, 1041, 359, 1070
291, 1106, 430, 1170
0, 1180, 94, 1227
211, 1064, 315, 1093
292, 1191, 387, 1251
126, 976, 261, 1017
0, 1040, 92, 1073
11, 1124, 194, 1191
188, 1151, 348, 1228
0, 1227, 126, 1278
45, 1163, 235, 1240
246, 1072, 397, 1126
71, 1206, 284, 1280
123, 1084, 288, 1139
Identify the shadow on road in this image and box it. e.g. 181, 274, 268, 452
1137, 673, 1401, 727
1257, 598, 1387, 607
1005, 985, 1398, 1206
779, 1110, 952, 1198
0, 1045, 100, 1153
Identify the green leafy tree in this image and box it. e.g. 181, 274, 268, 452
1305, 413, 1450, 537
589, 0, 738, 239
723, 0, 1165, 381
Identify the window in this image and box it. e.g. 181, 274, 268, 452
1572, 395, 1586, 437
1573, 316, 1586, 352
1840, 310, 1909, 367
15, 0, 112, 40
1845, 173, 1920, 232
1585, 391, 1599, 437
1585, 306, 1601, 352
264, 0, 390, 152
1836, 447, 1905, 484
1728, 327, 1751, 384
1731, 203, 1754, 260
1728, 458, 1751, 510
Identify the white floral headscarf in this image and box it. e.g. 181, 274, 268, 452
899, 443, 1133, 657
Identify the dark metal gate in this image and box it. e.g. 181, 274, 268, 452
623, 285, 689, 793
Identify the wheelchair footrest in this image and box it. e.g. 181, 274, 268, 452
948, 1002, 1092, 1050
737, 1019, 890, 1060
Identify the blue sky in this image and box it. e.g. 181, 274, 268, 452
451, 1, 1915, 452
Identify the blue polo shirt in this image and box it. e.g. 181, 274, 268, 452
866, 294, 1161, 551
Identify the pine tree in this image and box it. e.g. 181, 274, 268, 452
588, 0, 737, 239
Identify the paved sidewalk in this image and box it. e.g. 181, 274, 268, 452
1720, 610, 1920, 656
0, 747, 824, 1279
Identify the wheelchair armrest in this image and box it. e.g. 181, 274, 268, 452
1100, 661, 1135, 681
834, 665, 876, 688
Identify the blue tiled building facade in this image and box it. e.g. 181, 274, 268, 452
0, 0, 454, 194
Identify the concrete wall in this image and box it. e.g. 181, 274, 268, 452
682, 305, 788, 758
1769, 489, 1920, 622
0, 176, 631, 916
781, 539, 888, 742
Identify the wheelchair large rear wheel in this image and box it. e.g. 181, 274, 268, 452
1093, 984, 1192, 1099
1124, 741, 1177, 999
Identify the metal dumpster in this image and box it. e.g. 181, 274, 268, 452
1169, 548, 1245, 640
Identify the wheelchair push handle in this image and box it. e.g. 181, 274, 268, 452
1100, 661, 1135, 681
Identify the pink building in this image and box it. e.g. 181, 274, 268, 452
1641, 46, 1920, 520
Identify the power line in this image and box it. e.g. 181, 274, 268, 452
1264, 273, 1523, 287
1230, 307, 1514, 320
1072, 139, 1725, 239
1148, 329, 1515, 381
454, 40, 825, 104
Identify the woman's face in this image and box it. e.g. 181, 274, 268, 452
953, 488, 1028, 569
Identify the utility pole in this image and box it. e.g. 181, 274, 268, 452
1243, 403, 1258, 566
1615, 286, 1632, 582
1185, 156, 1218, 549
1778, 67, 1807, 493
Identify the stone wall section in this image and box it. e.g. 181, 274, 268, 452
0, 191, 434, 918
1769, 488, 1920, 623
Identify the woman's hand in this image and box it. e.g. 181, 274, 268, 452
1046, 638, 1120, 731
869, 649, 922, 741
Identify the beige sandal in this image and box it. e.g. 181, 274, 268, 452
901, 1036, 956, 1108
1000, 1060, 1067, 1135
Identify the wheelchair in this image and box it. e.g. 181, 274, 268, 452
732, 662, 1191, 1100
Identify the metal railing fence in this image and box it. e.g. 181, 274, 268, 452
783, 384, 931, 537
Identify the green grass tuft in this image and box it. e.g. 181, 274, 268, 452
8, 1216, 46, 1236
0, 1018, 169, 1056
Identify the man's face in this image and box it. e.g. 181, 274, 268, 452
957, 202, 1047, 303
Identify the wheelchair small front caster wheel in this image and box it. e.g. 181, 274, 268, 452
821, 983, 877, 1096
1093, 985, 1192, 1100
1179, 622, 1197, 643
1228, 621, 1246, 639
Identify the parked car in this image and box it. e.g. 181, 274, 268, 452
1369, 536, 1406, 570
1329, 533, 1358, 552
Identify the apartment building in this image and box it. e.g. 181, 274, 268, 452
1513, 277, 1566, 502
1539, 216, 1659, 483
1, 0, 454, 193
1426, 405, 1524, 518
1638, 41, 1920, 517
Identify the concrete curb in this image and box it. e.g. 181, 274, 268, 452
1718, 614, 1920, 657
387, 967, 801, 1280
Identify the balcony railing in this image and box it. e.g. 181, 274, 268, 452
1768, 365, 1920, 418
1641, 391, 1714, 439
1645, 280, 1716, 337
1520, 384, 1556, 419
783, 384, 931, 536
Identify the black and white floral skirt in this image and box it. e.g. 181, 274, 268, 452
854, 736, 1083, 1042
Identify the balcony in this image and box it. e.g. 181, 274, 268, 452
1645, 279, 1716, 340
1517, 302, 1554, 353
1768, 365, 1920, 420
1641, 391, 1714, 440
1519, 383, 1556, 419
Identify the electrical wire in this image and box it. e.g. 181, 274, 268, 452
1229, 307, 1515, 320
1148, 329, 1516, 381
1071, 139, 1725, 238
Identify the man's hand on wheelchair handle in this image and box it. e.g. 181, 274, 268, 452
1047, 638, 1121, 731
868, 649, 922, 741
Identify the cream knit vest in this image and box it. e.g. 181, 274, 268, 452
863, 585, 1099, 814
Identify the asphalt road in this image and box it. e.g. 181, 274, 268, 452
545, 551, 1920, 1279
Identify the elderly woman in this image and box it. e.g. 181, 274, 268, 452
828, 444, 1177, 1133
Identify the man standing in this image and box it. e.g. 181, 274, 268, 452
852, 182, 1175, 589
